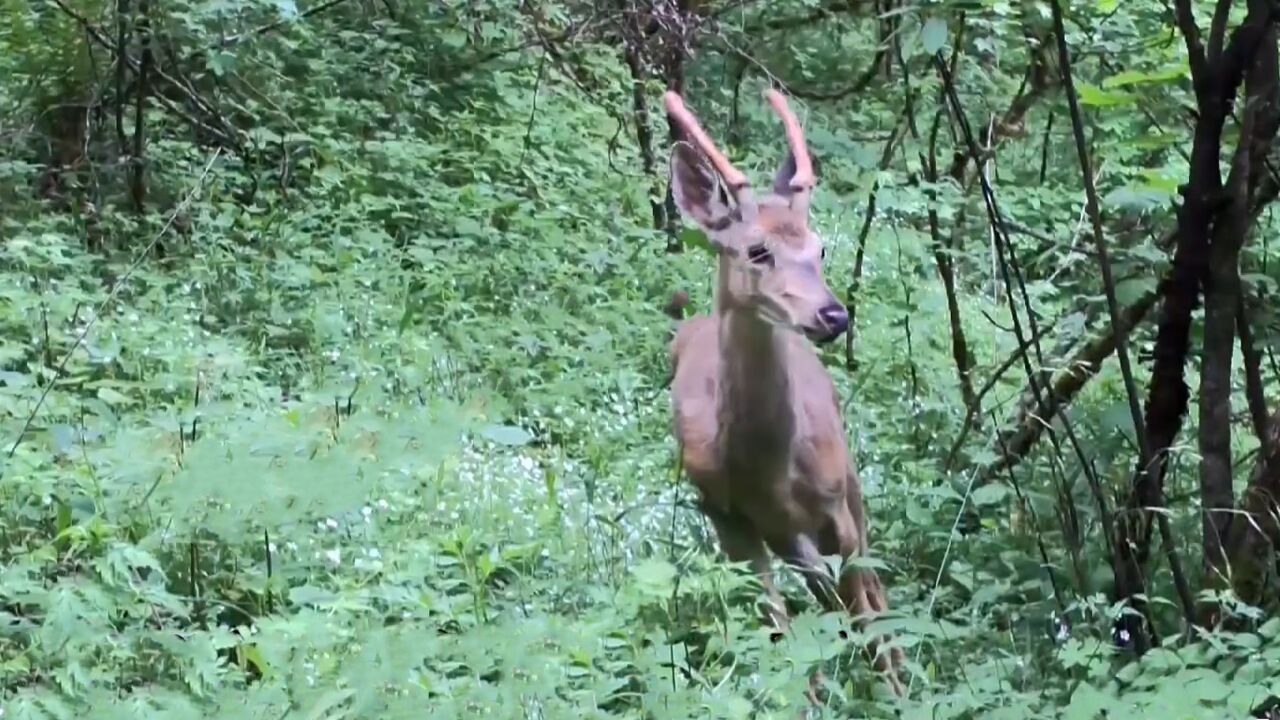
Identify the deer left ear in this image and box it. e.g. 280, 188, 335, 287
670, 141, 737, 233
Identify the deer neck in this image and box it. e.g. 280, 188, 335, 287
715, 301, 796, 470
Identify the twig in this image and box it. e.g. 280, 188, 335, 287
994, 409, 1068, 615
1051, 0, 1198, 632
944, 315, 1062, 472
931, 42, 1115, 583
5, 151, 223, 460
845, 119, 904, 369
46, 0, 245, 153
216, 0, 351, 48
519, 50, 549, 167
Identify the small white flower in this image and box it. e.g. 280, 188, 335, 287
325, 517, 338, 530
323, 548, 341, 566
361, 505, 372, 518
366, 547, 381, 559
377, 499, 389, 510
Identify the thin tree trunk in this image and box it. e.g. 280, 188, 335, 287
1113, 0, 1274, 651
660, 0, 689, 253
622, 36, 665, 234
898, 37, 977, 411
1225, 407, 1280, 614
130, 0, 150, 214
1238, 294, 1270, 450
1200, 8, 1280, 624
1197, 84, 1257, 596
115, 0, 130, 154
846, 123, 903, 370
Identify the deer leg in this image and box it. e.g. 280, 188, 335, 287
767, 533, 842, 612
834, 487, 906, 696
757, 532, 841, 709
703, 507, 789, 631
837, 563, 905, 696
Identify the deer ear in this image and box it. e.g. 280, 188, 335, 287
670, 142, 735, 232
771, 150, 820, 198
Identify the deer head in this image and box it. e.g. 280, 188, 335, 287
664, 89, 848, 344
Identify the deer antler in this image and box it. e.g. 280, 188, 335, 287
663, 91, 752, 201
764, 89, 814, 204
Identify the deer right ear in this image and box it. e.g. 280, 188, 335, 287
669, 142, 736, 233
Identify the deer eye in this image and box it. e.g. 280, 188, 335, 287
821, 247, 827, 260
746, 243, 773, 266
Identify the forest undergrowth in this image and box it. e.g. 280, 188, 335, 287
3, 2, 1280, 718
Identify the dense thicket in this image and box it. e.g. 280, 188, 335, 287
2, 1, 1280, 717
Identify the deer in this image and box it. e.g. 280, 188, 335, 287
662, 88, 906, 698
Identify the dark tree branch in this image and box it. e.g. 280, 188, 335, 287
1225, 407, 1280, 612
1207, 0, 1235, 62
620, 10, 666, 235
1198, 60, 1260, 610
1239, 293, 1271, 452
1201, 3, 1280, 624
995, 409, 1069, 615
945, 311, 1067, 474
740, 0, 869, 33
48, 0, 245, 153
1174, 0, 1209, 91
1111, 0, 1278, 649
1052, 0, 1197, 638
932, 37, 1115, 585
115, 0, 129, 153
897, 31, 978, 411
984, 287, 1161, 479
846, 121, 904, 370
217, 0, 351, 48
130, 0, 150, 214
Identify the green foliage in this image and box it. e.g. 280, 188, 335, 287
2, 1, 1279, 718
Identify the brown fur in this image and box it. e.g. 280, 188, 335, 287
664, 89, 905, 699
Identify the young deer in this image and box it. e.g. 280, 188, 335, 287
663, 89, 905, 696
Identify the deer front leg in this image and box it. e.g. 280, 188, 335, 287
837, 486, 906, 696
788, 508, 904, 697
838, 566, 905, 696
703, 506, 789, 631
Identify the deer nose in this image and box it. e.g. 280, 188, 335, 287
816, 303, 849, 341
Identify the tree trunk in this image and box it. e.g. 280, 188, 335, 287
1113, 0, 1275, 651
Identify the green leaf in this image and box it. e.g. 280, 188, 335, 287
1077, 82, 1135, 106
970, 483, 1010, 506
481, 424, 533, 446
1104, 185, 1171, 212
1102, 66, 1186, 88
288, 585, 338, 607
206, 49, 236, 77
844, 554, 889, 571
49, 424, 76, 455
1114, 276, 1157, 306
303, 688, 355, 720
632, 557, 677, 597
1260, 616, 1280, 639
96, 387, 132, 406
679, 227, 715, 256
921, 17, 949, 54
1065, 682, 1113, 720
